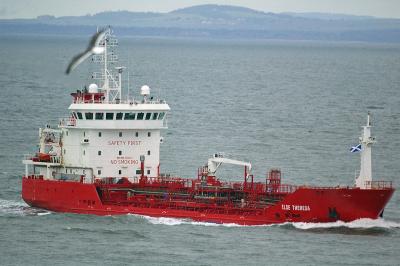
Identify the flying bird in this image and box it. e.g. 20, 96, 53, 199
65, 29, 107, 74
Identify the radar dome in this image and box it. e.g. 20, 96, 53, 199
140, 85, 150, 96
88, 83, 98, 93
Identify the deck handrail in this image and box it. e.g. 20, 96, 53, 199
365, 180, 393, 189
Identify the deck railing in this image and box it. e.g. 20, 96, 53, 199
266, 184, 297, 194
24, 154, 61, 164
365, 180, 393, 189
59, 117, 76, 127
72, 97, 166, 105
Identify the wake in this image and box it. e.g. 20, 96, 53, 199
0, 198, 51, 216
134, 214, 400, 230
287, 218, 400, 230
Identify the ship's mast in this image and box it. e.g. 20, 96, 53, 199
92, 27, 122, 103
103, 33, 108, 97
356, 112, 376, 188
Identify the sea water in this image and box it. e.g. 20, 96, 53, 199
0, 35, 399, 265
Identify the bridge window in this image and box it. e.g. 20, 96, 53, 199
76, 112, 83, 119
137, 112, 144, 120
95, 113, 104, 120
152, 113, 158, 120
124, 113, 135, 120
145, 113, 151, 120
85, 112, 93, 120
116, 112, 123, 120
106, 113, 114, 120
158, 112, 165, 120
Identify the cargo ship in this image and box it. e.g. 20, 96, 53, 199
22, 29, 394, 225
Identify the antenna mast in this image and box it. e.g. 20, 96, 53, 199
91, 27, 122, 103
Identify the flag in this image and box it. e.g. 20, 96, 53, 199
350, 144, 362, 153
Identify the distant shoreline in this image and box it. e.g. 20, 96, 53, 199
2, 5, 400, 43
1, 23, 400, 44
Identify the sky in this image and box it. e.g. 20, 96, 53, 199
1, 0, 400, 19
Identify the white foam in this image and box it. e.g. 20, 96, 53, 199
0, 198, 28, 215
37, 211, 52, 216
129, 213, 400, 229
128, 214, 241, 227
288, 218, 400, 230
0, 198, 51, 216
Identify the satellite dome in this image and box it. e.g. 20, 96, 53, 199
140, 85, 150, 96
88, 83, 98, 93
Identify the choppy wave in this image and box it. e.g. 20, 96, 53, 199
132, 214, 400, 230
0, 198, 51, 216
130, 214, 241, 227
287, 218, 400, 230
0, 198, 28, 215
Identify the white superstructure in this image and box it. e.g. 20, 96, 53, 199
23, 28, 170, 183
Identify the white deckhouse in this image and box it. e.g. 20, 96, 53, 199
23, 28, 170, 183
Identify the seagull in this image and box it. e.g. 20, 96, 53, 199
65, 29, 107, 74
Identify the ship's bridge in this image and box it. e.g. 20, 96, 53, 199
55, 84, 170, 180
59, 101, 170, 129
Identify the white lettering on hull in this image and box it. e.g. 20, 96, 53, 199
281, 204, 311, 211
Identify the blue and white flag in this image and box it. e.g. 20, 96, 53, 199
350, 144, 362, 153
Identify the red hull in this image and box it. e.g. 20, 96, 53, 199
22, 177, 394, 225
